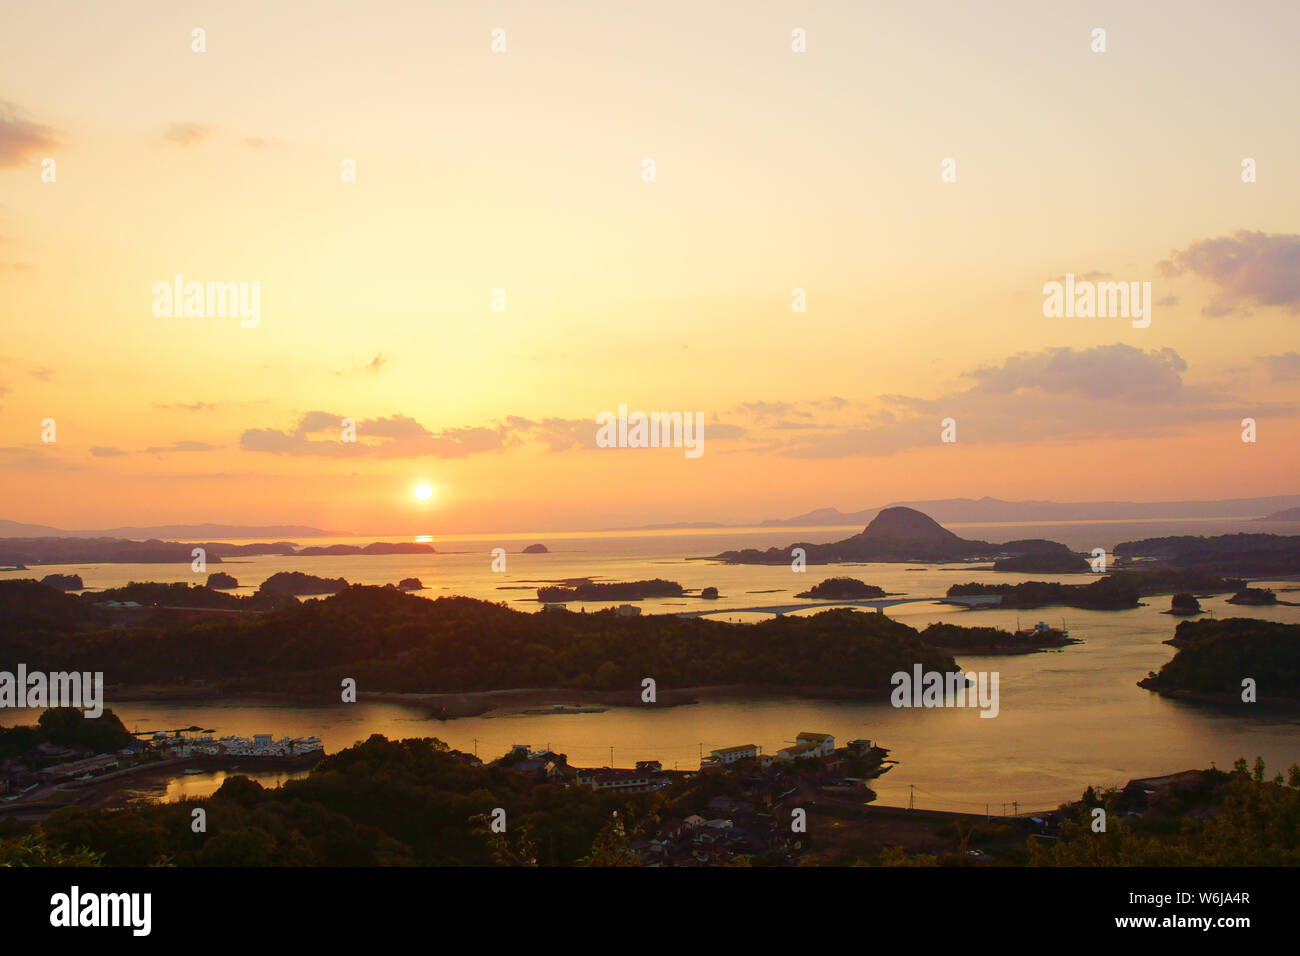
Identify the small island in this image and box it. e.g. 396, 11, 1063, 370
537, 579, 684, 602
700, 586, 719, 599
1227, 587, 1277, 606
945, 577, 1139, 610
919, 621, 1078, 653
522, 544, 549, 554
991, 550, 1090, 573
1167, 592, 1202, 615
206, 571, 239, 590
397, 577, 423, 591
1139, 618, 1300, 706
39, 573, 84, 591
795, 577, 888, 600
259, 571, 350, 596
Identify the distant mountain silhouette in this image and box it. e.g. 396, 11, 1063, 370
858, 506, 961, 542
0, 519, 349, 539
711, 506, 1069, 565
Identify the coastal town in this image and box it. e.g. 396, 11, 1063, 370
477, 731, 895, 865
1, 725, 325, 813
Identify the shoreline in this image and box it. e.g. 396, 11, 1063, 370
0, 752, 322, 818
356, 683, 901, 719
1135, 681, 1300, 713
103, 683, 903, 718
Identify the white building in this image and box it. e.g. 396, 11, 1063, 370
795, 732, 835, 757
709, 744, 758, 765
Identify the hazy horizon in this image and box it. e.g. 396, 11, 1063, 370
3, 0, 1298, 534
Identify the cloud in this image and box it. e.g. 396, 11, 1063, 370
0, 262, 34, 272
241, 411, 518, 459
740, 344, 1277, 459
964, 344, 1187, 401
142, 440, 219, 455
1157, 231, 1300, 315
153, 401, 218, 412
90, 446, 127, 457
241, 409, 744, 459
336, 354, 388, 376
1260, 352, 1300, 381
159, 123, 212, 147
0, 103, 58, 168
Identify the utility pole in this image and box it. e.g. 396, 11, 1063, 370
473, 738, 478, 757
609, 745, 614, 767
1013, 800, 1019, 817
986, 803, 989, 821
908, 784, 914, 810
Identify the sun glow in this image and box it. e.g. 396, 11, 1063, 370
414, 483, 434, 501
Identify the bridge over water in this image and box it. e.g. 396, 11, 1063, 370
673, 593, 1001, 618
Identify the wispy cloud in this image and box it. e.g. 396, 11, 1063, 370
159, 122, 213, 147
730, 344, 1284, 459
1260, 351, 1300, 382
0, 102, 58, 168
142, 440, 219, 455
1157, 231, 1300, 315
152, 401, 219, 412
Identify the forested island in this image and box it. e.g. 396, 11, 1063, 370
39, 573, 83, 591
536, 579, 685, 602
0, 582, 957, 699
918, 622, 1078, 653
946, 569, 1242, 611
1138, 618, 1300, 706
1114, 531, 1300, 577
795, 578, 888, 600
1227, 587, 1278, 606
259, 571, 350, 596
1167, 592, 1202, 615
990, 550, 1089, 573
946, 577, 1141, 610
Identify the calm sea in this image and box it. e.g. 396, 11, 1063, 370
4, 516, 1298, 812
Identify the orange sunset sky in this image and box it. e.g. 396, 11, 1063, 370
1, 0, 1298, 534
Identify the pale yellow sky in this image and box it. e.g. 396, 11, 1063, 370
1, 1, 1297, 532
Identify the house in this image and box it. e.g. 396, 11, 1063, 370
795, 732, 835, 757
574, 767, 669, 794
615, 604, 641, 617
709, 744, 758, 765
776, 742, 820, 761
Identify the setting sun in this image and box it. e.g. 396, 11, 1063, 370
414, 483, 433, 501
